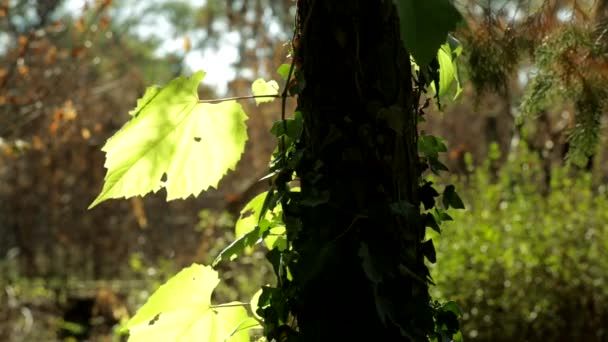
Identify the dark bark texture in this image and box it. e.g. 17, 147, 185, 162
280, 1, 433, 340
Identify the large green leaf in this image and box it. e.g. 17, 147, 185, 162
89, 71, 248, 208
127, 264, 252, 342
394, 0, 463, 66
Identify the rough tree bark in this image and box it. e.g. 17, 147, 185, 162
280, 1, 433, 340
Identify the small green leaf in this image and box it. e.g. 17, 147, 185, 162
90, 71, 248, 208
276, 64, 293, 80
435, 42, 462, 98
390, 200, 420, 223
270, 112, 303, 140
213, 225, 263, 267
127, 264, 250, 342
235, 192, 268, 239
442, 185, 465, 209
264, 226, 287, 251
223, 191, 285, 262
422, 239, 437, 263
250, 288, 263, 321
420, 182, 440, 210
441, 301, 463, 317
377, 105, 406, 135
424, 213, 441, 233
251, 78, 279, 105
394, 0, 464, 66
418, 134, 448, 159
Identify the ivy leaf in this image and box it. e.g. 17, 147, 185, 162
251, 78, 279, 105
424, 213, 441, 233
442, 185, 465, 209
276, 64, 293, 80
213, 225, 263, 267
234, 192, 269, 240
394, 0, 463, 66
270, 111, 303, 140
420, 182, 440, 210
250, 288, 263, 321
90, 71, 248, 208
127, 264, 251, 342
264, 226, 287, 251
441, 301, 463, 317
418, 134, 447, 159
422, 239, 436, 263
435, 42, 462, 99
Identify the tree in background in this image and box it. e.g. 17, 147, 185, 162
430, 0, 608, 184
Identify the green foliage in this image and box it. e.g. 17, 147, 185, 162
90, 71, 248, 208
394, 0, 463, 66
213, 191, 286, 266
430, 146, 608, 341
126, 264, 259, 342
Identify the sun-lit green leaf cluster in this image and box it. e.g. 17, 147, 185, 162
126, 264, 259, 342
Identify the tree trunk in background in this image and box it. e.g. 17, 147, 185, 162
283, 1, 433, 340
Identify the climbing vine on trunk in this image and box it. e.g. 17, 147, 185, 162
90, 1, 465, 341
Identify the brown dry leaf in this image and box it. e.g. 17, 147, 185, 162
99, 15, 110, 30
1, 144, 14, 157
130, 197, 148, 229
44, 46, 57, 64
31, 135, 45, 150
62, 100, 77, 120
17, 64, 29, 76
183, 36, 191, 52
74, 18, 86, 33
18, 35, 28, 48
0, 9, 5, 17
81, 128, 91, 140
48, 121, 60, 135
0, 95, 6, 105
72, 46, 86, 58
99, 0, 112, 9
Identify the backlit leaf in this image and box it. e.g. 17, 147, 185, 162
127, 264, 252, 342
394, 0, 463, 66
89, 71, 248, 208
442, 185, 465, 209
251, 78, 279, 105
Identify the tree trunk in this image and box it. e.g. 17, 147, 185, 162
279, 1, 433, 340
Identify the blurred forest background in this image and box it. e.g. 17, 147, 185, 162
0, 0, 607, 341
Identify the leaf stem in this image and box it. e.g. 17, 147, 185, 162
209, 302, 250, 309
198, 94, 280, 104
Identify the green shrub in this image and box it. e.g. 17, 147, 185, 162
430, 144, 608, 342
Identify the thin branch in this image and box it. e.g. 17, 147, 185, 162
198, 94, 281, 104
209, 302, 250, 309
